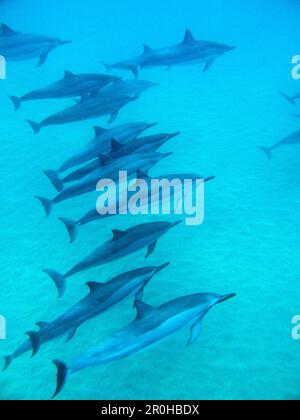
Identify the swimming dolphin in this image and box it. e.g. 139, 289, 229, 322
51, 291, 236, 398
36, 152, 171, 217
279, 91, 300, 106
26, 94, 137, 134
0, 23, 71, 66
45, 133, 179, 190
44, 221, 181, 297
9, 71, 120, 111
259, 130, 300, 160
57, 122, 157, 174
102, 29, 235, 78
3, 263, 169, 370
59, 173, 215, 243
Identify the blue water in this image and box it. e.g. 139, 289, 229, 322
1, 0, 300, 400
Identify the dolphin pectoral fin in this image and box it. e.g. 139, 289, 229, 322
135, 301, 155, 320
52, 360, 69, 399
25, 331, 41, 357
66, 328, 77, 343
37, 51, 50, 67
128, 65, 139, 79
187, 319, 203, 346
203, 60, 215, 73
146, 241, 157, 258
3, 355, 13, 371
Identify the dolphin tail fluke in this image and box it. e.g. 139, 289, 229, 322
52, 360, 69, 399
3, 355, 12, 371
35, 196, 53, 218
9, 95, 22, 111
26, 119, 41, 134
44, 170, 64, 192
25, 331, 41, 357
43, 269, 66, 298
59, 218, 79, 244
258, 146, 272, 160
279, 91, 295, 106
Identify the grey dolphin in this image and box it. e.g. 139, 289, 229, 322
36, 152, 170, 218
26, 94, 137, 134
259, 130, 300, 160
0, 23, 71, 66
102, 29, 235, 78
57, 122, 157, 174
279, 91, 300, 106
9, 71, 120, 111
45, 133, 179, 191
3, 263, 169, 370
44, 221, 181, 297
59, 173, 215, 243
51, 292, 236, 398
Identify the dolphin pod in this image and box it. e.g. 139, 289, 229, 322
4, 23, 237, 400
102, 29, 235, 78
259, 130, 300, 160
59, 172, 215, 244
44, 133, 179, 191
9, 71, 120, 111
43, 221, 181, 297
0, 23, 71, 66
36, 151, 171, 217
51, 292, 236, 398
3, 263, 169, 370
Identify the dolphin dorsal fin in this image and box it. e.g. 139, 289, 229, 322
183, 29, 196, 44
111, 139, 124, 153
36, 321, 49, 330
93, 126, 107, 138
98, 153, 111, 166
112, 229, 126, 241
0, 24, 17, 36
64, 70, 75, 80
143, 44, 153, 54
135, 301, 155, 320
137, 170, 151, 182
86, 282, 105, 292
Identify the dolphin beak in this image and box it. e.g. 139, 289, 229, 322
147, 122, 159, 129
218, 293, 236, 303
60, 40, 72, 45
155, 262, 170, 273
172, 220, 183, 228
167, 132, 181, 140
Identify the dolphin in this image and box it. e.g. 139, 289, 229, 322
57, 122, 157, 174
279, 91, 300, 106
0, 23, 71, 66
26, 94, 137, 134
9, 71, 120, 111
44, 221, 181, 297
102, 29, 235, 78
59, 173, 215, 243
259, 130, 300, 160
3, 263, 169, 370
36, 152, 171, 217
51, 292, 236, 398
45, 133, 180, 190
